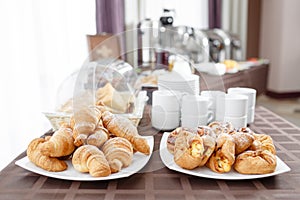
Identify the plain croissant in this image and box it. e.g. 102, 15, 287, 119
102, 137, 133, 173
27, 138, 67, 172
40, 124, 75, 157
102, 110, 150, 155
72, 145, 111, 177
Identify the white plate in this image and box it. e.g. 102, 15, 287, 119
15, 136, 154, 181
159, 132, 291, 180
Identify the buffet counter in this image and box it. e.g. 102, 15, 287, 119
1, 105, 300, 200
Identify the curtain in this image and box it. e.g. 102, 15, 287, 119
209, 0, 222, 28
0, 0, 95, 171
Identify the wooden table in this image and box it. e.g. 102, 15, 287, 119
1, 106, 300, 200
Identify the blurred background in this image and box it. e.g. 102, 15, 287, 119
0, 0, 299, 171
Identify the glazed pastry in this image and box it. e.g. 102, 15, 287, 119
72, 145, 111, 177
102, 137, 133, 173
102, 110, 150, 155
206, 133, 235, 173
40, 124, 75, 157
249, 133, 276, 155
198, 134, 216, 167
71, 106, 102, 147
86, 118, 109, 148
174, 131, 204, 170
167, 127, 196, 154
229, 131, 254, 155
27, 138, 67, 172
208, 121, 234, 136
234, 150, 277, 174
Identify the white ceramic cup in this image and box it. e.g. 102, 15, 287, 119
181, 112, 214, 128
224, 93, 248, 117
224, 115, 247, 129
181, 94, 212, 115
151, 105, 180, 130
247, 106, 255, 124
152, 90, 183, 112
227, 87, 257, 108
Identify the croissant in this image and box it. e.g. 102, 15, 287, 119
102, 110, 150, 155
206, 133, 235, 173
102, 137, 133, 173
27, 138, 67, 172
40, 124, 75, 157
72, 145, 111, 177
174, 131, 204, 170
234, 150, 277, 174
71, 106, 102, 147
86, 117, 109, 148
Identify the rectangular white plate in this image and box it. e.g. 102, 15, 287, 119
160, 132, 291, 180
15, 136, 153, 181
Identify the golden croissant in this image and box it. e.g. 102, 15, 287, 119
39, 124, 75, 157
206, 133, 235, 173
72, 145, 111, 177
27, 138, 67, 172
102, 137, 133, 173
102, 110, 150, 155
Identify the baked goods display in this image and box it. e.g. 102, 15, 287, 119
167, 121, 277, 175
26, 105, 150, 177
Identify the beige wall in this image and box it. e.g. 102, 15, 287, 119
260, 0, 300, 93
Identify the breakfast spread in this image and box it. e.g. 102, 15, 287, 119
166, 121, 277, 175
26, 105, 150, 177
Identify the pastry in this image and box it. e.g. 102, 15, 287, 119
102, 137, 133, 173
102, 110, 150, 155
208, 121, 234, 136
27, 138, 67, 172
72, 145, 111, 177
39, 124, 75, 157
174, 131, 204, 170
198, 134, 216, 166
206, 133, 235, 173
167, 127, 196, 154
229, 131, 254, 155
249, 133, 276, 155
234, 150, 277, 174
86, 116, 109, 148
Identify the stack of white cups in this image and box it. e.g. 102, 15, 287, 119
227, 87, 257, 124
181, 95, 213, 128
201, 90, 225, 121
151, 90, 182, 130
223, 93, 249, 128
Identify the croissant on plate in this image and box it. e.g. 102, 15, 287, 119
27, 138, 67, 172
234, 150, 277, 174
102, 110, 150, 155
71, 106, 102, 147
206, 133, 235, 173
86, 116, 109, 148
39, 124, 75, 157
174, 131, 204, 170
72, 145, 111, 177
102, 137, 133, 173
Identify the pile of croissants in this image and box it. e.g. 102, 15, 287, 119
27, 105, 150, 177
166, 121, 277, 174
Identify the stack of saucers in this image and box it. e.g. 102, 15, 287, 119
157, 72, 200, 95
